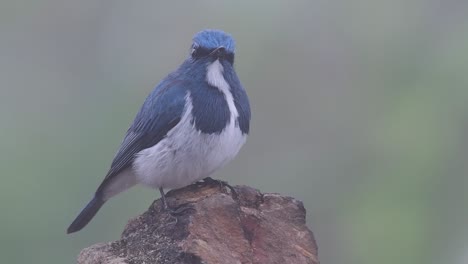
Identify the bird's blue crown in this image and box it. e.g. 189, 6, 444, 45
192, 29, 235, 54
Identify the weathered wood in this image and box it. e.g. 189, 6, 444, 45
77, 181, 319, 264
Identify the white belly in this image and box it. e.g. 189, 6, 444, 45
132, 95, 247, 189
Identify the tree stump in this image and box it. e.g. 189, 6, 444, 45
77, 181, 319, 264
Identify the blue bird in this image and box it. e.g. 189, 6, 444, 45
67, 29, 251, 234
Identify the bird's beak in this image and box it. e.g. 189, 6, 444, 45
210, 47, 226, 59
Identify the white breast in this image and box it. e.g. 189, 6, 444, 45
133, 60, 247, 189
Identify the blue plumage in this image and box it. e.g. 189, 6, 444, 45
222, 60, 250, 134
192, 29, 235, 54
182, 62, 231, 134
68, 29, 250, 234
96, 78, 188, 194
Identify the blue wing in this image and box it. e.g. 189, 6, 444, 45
96, 78, 189, 194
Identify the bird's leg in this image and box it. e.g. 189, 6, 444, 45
159, 187, 194, 218
202, 177, 238, 200
159, 187, 170, 210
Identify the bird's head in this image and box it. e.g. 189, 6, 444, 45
190, 29, 235, 64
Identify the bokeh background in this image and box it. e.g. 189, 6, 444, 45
1, 1, 467, 263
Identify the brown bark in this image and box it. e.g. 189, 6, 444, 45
77, 181, 319, 264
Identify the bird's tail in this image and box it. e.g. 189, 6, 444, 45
67, 196, 105, 234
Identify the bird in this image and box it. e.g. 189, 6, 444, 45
67, 29, 251, 234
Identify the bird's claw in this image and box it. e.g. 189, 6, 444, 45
202, 177, 238, 200
164, 203, 195, 225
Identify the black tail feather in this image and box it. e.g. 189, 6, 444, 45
67, 196, 105, 234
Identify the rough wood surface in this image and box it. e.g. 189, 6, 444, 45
77, 181, 319, 264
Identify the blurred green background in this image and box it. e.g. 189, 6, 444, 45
1, 1, 467, 263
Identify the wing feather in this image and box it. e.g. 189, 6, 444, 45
95, 79, 188, 195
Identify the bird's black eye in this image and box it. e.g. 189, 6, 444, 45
191, 46, 211, 59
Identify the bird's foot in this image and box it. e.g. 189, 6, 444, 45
166, 203, 195, 216
159, 188, 194, 225
165, 203, 195, 225
202, 177, 238, 200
